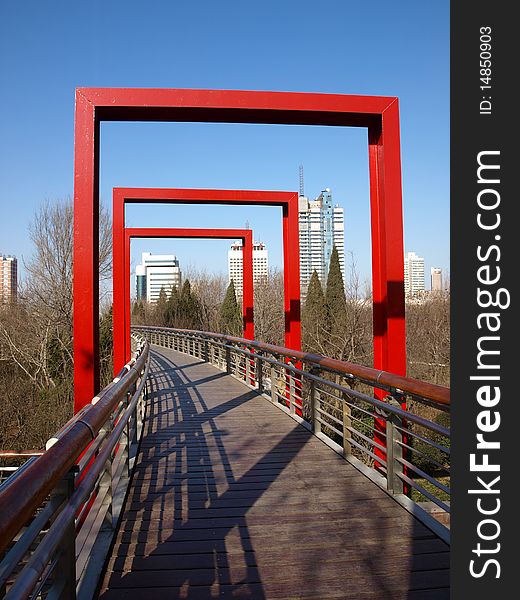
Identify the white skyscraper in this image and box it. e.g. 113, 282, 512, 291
404, 252, 425, 297
228, 241, 268, 298
298, 188, 345, 296
136, 252, 182, 303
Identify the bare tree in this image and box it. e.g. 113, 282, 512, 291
406, 292, 450, 386
253, 269, 285, 345
25, 198, 112, 322
189, 270, 228, 332
0, 199, 113, 451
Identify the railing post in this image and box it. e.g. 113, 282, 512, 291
343, 401, 352, 458
385, 398, 404, 495
99, 411, 115, 531
308, 369, 321, 434
256, 354, 263, 391
245, 352, 251, 385
125, 387, 134, 476
51, 468, 77, 600
270, 365, 278, 405
289, 369, 295, 415
225, 345, 231, 374
139, 380, 147, 433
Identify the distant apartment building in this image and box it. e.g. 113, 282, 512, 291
404, 252, 425, 296
430, 267, 443, 292
136, 252, 182, 303
0, 255, 17, 304
298, 188, 344, 297
228, 241, 268, 298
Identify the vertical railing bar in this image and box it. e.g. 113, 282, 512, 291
270, 364, 278, 405
343, 399, 352, 458
289, 367, 295, 415
256, 354, 263, 392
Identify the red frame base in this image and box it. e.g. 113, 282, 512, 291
114, 227, 254, 373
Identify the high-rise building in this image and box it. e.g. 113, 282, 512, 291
298, 188, 345, 296
0, 255, 17, 304
431, 267, 443, 292
404, 252, 425, 296
228, 241, 268, 298
135, 264, 147, 301
136, 252, 182, 303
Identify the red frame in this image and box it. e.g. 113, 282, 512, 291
73, 88, 406, 427
114, 227, 254, 373
112, 187, 301, 385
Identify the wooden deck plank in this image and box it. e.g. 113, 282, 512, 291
98, 347, 449, 599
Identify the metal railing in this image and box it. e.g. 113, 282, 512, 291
0, 454, 45, 487
0, 334, 150, 600
135, 326, 450, 540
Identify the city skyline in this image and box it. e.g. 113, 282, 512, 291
131, 238, 445, 302
0, 2, 449, 292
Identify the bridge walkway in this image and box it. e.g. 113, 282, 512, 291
98, 346, 449, 599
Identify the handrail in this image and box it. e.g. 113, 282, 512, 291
135, 325, 451, 542
0, 339, 149, 559
3, 348, 151, 600
0, 456, 43, 493
137, 326, 450, 406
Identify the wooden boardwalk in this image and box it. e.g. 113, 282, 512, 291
98, 347, 449, 599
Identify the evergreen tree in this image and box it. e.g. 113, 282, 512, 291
324, 245, 348, 356
131, 300, 145, 324
302, 270, 325, 352
178, 280, 201, 329
165, 284, 179, 327
325, 246, 347, 316
219, 280, 242, 336
99, 305, 113, 385
154, 287, 169, 325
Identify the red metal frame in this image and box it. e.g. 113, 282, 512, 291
113, 227, 254, 373
112, 188, 301, 383
73, 89, 406, 445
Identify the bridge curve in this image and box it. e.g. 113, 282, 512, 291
98, 345, 449, 599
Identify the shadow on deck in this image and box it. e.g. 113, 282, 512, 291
97, 347, 449, 599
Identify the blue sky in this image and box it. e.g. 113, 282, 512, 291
0, 1, 449, 292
